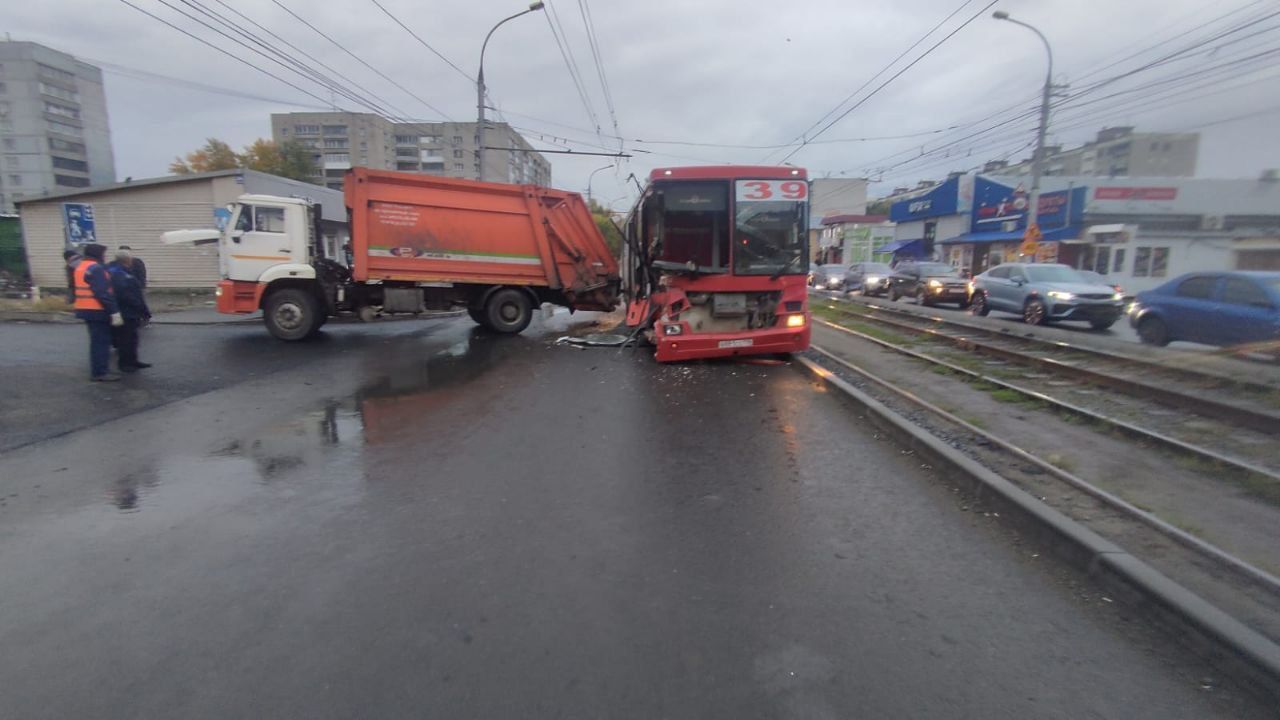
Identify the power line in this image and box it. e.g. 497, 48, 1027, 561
172, 0, 401, 118
1064, 8, 1280, 105
268, 0, 452, 120
91, 58, 332, 108
778, 0, 999, 164
844, 7, 1280, 182
763, 0, 978, 163
544, 0, 603, 142
112, 0, 335, 107
367, 0, 475, 83
1072, 0, 1269, 83
575, 0, 620, 143
211, 0, 412, 118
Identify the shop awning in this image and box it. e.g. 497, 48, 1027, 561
873, 238, 922, 254
940, 226, 1081, 245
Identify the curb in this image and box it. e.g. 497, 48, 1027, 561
0, 311, 77, 324
796, 354, 1280, 700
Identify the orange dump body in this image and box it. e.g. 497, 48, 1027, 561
345, 168, 619, 311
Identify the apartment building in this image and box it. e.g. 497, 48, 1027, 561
0, 41, 116, 212
270, 112, 551, 191
988, 126, 1199, 179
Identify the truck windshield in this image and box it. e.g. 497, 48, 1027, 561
733, 190, 808, 276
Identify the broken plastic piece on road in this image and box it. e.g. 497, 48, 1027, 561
556, 333, 630, 347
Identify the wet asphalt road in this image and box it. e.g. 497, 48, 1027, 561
0, 314, 1269, 718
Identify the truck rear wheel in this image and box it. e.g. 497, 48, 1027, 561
484, 288, 533, 334
264, 287, 322, 341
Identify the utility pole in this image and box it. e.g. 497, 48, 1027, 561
994, 10, 1053, 251
477, 2, 544, 182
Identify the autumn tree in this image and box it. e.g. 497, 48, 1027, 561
169, 138, 317, 182
169, 138, 239, 174
588, 199, 623, 258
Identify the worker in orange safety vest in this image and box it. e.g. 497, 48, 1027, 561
73, 243, 124, 382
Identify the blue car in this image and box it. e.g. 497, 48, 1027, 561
1128, 271, 1280, 348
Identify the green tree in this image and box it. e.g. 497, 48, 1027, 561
866, 198, 892, 216
276, 139, 319, 182
169, 138, 239, 174
169, 138, 317, 182
239, 138, 317, 182
588, 199, 623, 258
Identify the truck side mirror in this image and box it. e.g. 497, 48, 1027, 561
230, 230, 244, 243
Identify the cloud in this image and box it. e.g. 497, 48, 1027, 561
7, 0, 1279, 209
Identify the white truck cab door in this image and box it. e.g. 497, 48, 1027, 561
225, 203, 298, 282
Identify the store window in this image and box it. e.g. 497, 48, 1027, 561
1133, 247, 1151, 277
1150, 247, 1169, 277
1112, 248, 1126, 274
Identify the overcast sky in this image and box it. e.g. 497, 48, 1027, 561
8, 0, 1280, 209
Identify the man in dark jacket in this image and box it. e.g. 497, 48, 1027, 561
116, 246, 147, 289
72, 243, 123, 382
107, 251, 152, 372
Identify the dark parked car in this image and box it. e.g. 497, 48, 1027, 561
1128, 271, 1280, 348
888, 261, 969, 307
970, 263, 1124, 328
845, 262, 894, 297
809, 263, 850, 290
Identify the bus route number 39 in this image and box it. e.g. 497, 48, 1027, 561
735, 180, 809, 202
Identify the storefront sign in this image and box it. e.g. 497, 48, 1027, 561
889, 175, 961, 222
972, 177, 1085, 230
1094, 186, 1177, 201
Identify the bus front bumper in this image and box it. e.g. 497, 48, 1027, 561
654, 322, 811, 362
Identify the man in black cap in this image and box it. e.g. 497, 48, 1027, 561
71, 243, 124, 382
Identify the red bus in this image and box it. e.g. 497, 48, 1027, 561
622, 166, 811, 362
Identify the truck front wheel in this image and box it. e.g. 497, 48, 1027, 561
264, 287, 323, 341
484, 288, 533, 334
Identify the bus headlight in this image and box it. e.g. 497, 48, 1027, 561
786, 314, 806, 328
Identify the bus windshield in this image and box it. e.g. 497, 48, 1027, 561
733, 181, 808, 276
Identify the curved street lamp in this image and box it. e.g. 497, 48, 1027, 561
586, 164, 613, 204
993, 10, 1054, 233
477, 2, 545, 182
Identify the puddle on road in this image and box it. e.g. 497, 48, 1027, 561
97, 328, 525, 515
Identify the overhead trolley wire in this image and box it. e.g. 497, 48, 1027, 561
543, 0, 603, 141
367, 0, 475, 83
113, 0, 336, 107
778, 0, 999, 164
268, 0, 452, 120
762, 0, 979, 164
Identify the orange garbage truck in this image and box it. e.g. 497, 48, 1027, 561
162, 168, 620, 340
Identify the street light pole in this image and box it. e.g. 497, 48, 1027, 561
477, 1, 545, 183
993, 10, 1053, 234
586, 163, 612, 204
